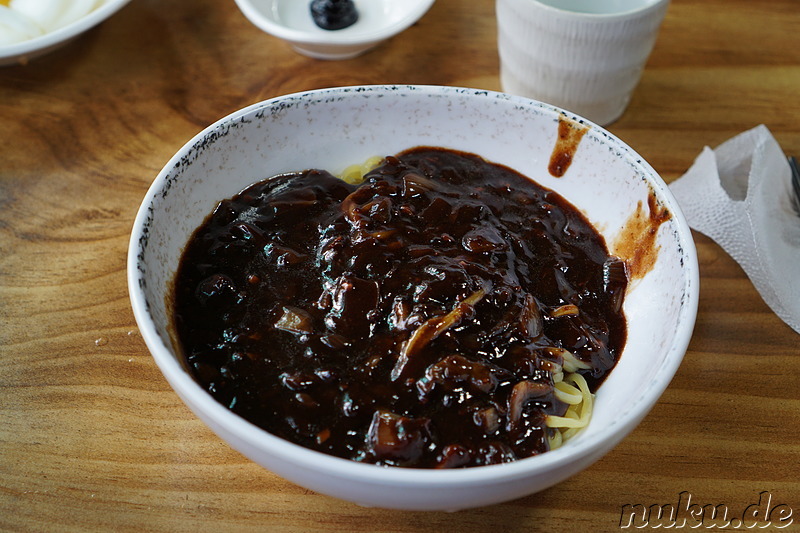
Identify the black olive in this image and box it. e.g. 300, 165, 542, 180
310, 0, 359, 31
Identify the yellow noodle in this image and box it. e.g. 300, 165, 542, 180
561, 427, 580, 441
546, 372, 594, 444
554, 380, 583, 405
549, 428, 563, 450
561, 349, 591, 373
541, 359, 564, 384
339, 156, 383, 184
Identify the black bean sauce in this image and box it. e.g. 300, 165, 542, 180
173, 147, 627, 468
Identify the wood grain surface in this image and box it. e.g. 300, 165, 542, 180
1, 0, 799, 531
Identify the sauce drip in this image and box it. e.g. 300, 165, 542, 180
612, 191, 671, 281
549, 116, 590, 178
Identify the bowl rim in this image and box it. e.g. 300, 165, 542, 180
233, 0, 436, 47
521, 0, 670, 20
0, 0, 131, 65
128, 84, 699, 486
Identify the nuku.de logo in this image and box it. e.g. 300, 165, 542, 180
619, 491, 794, 529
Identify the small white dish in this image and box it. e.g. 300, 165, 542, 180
0, 0, 130, 67
234, 0, 436, 60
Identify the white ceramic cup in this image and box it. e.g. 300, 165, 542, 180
496, 0, 670, 125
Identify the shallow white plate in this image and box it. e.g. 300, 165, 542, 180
0, 0, 130, 67
234, 0, 436, 59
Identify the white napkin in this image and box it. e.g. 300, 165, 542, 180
670, 125, 800, 334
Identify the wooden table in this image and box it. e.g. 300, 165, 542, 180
2, 0, 799, 530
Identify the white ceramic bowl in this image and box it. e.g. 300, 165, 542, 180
128, 85, 698, 511
0, 0, 130, 67
233, 0, 435, 59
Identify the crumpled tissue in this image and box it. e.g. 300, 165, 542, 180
670, 125, 800, 334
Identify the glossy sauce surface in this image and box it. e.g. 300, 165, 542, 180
173, 147, 627, 468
